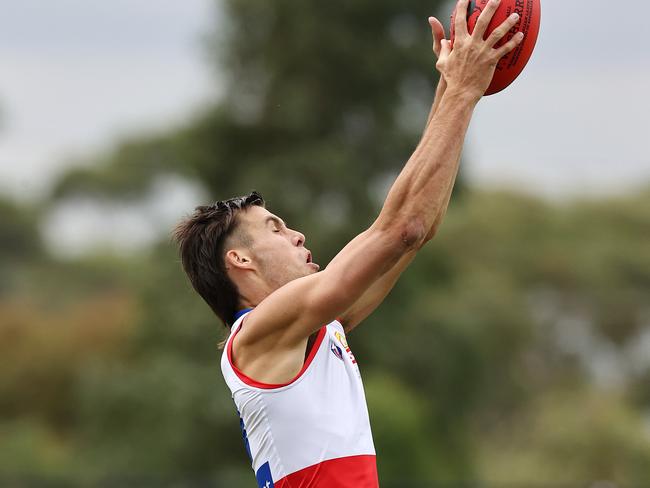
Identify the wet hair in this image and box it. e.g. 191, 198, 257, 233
173, 191, 265, 328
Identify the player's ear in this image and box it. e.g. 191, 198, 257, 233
224, 248, 254, 270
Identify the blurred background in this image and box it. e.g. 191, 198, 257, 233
1, 0, 649, 486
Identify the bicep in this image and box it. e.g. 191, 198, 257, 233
243, 225, 409, 348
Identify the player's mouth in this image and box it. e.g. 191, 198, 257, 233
306, 251, 320, 270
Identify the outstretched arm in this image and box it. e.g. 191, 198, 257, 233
337, 17, 456, 332
339, 10, 524, 332
235, 0, 523, 383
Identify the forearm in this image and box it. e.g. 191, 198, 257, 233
376, 0, 524, 243
377, 87, 475, 242
425, 76, 448, 131
420, 77, 459, 243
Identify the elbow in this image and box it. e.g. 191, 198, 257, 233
372, 214, 427, 254
391, 218, 428, 252
420, 221, 441, 248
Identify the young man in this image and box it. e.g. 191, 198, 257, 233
174, 1, 523, 486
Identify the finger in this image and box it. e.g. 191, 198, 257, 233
473, 0, 501, 40
439, 39, 451, 59
454, 0, 470, 38
493, 31, 524, 59
428, 16, 446, 57
436, 40, 451, 72
487, 12, 521, 47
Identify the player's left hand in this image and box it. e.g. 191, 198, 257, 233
435, 0, 524, 103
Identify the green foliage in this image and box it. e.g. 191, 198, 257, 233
3, 188, 650, 484
74, 355, 242, 476
0, 198, 41, 260
49, 0, 450, 255
478, 389, 650, 484
364, 371, 473, 482
50, 136, 185, 200
0, 419, 75, 481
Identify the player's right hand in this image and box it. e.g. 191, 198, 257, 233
435, 0, 524, 103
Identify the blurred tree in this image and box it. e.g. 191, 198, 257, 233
0, 199, 43, 299
49, 0, 454, 259
477, 389, 650, 485
0, 198, 41, 263
3, 187, 650, 484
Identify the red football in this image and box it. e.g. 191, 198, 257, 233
450, 0, 541, 95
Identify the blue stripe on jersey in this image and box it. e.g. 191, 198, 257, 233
237, 410, 252, 462
256, 461, 274, 487
234, 308, 253, 322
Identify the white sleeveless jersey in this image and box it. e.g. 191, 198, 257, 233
220, 311, 378, 487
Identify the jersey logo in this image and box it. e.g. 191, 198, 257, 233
335, 331, 357, 364
334, 331, 348, 348
330, 340, 343, 361
256, 461, 274, 488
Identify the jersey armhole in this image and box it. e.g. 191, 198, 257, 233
227, 318, 327, 390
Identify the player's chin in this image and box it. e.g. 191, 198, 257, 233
307, 262, 320, 273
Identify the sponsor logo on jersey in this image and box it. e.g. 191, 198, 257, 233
330, 340, 343, 361
335, 331, 356, 364
256, 461, 274, 488
334, 331, 348, 348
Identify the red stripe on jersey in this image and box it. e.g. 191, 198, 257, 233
227, 318, 327, 389
275, 455, 378, 488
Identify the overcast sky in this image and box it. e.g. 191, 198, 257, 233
0, 0, 216, 200
465, 0, 650, 198
0, 0, 649, 205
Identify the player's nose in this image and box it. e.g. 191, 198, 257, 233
291, 229, 305, 247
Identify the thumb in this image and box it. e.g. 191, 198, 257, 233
436, 39, 452, 72
439, 39, 451, 60
428, 16, 446, 57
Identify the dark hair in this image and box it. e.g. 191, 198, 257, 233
173, 191, 265, 328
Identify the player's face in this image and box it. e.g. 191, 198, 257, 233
239, 206, 320, 289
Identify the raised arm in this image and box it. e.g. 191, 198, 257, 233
235, 0, 523, 380
337, 6, 523, 332
337, 17, 452, 332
